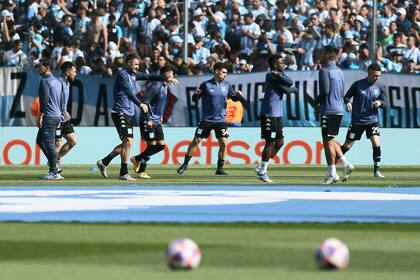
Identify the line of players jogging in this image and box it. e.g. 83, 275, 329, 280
93, 50, 388, 183
32, 50, 386, 182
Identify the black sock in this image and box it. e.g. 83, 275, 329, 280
134, 154, 142, 162
373, 146, 381, 172
139, 162, 147, 173
153, 145, 165, 155
102, 154, 115, 166
217, 159, 225, 169
141, 156, 150, 163
135, 146, 155, 162
183, 155, 192, 165
120, 163, 128, 176
341, 145, 349, 155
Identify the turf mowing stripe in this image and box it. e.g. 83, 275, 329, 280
1, 186, 420, 223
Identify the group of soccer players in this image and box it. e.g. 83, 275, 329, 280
316, 46, 387, 184
35, 60, 77, 180
37, 47, 387, 184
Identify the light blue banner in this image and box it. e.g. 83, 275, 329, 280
1, 67, 419, 127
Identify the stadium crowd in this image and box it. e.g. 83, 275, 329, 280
0, 0, 419, 76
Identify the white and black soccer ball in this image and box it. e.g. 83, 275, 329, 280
315, 238, 350, 270
166, 238, 202, 270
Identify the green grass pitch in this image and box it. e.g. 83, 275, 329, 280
0, 223, 420, 280
0, 165, 419, 279
0, 164, 419, 186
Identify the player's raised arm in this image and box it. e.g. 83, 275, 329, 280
135, 72, 166, 82
268, 73, 298, 95
270, 71, 294, 87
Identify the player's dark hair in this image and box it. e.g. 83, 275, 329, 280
268, 55, 282, 70
323, 45, 338, 58
36, 58, 52, 69
125, 53, 140, 63
368, 63, 381, 72
61, 61, 76, 73
160, 65, 174, 74
213, 62, 227, 71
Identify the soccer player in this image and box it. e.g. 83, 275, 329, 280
55, 61, 78, 172
341, 63, 388, 178
97, 54, 178, 181
177, 62, 244, 175
130, 66, 176, 178
256, 54, 298, 183
317, 46, 353, 184
35, 60, 65, 180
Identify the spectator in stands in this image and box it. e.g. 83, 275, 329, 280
90, 57, 112, 77
74, 5, 90, 40
380, 50, 404, 73
107, 14, 122, 47
404, 35, 420, 66
275, 19, 294, 47
192, 36, 210, 66
379, 3, 397, 29
192, 7, 206, 38
27, 0, 39, 20
229, 0, 248, 18
297, 29, 317, 70
357, 43, 371, 70
120, 3, 140, 48
306, 13, 322, 40
209, 30, 230, 53
240, 13, 261, 60
318, 23, 343, 55
87, 12, 108, 58
0, 0, 417, 73
3, 39, 26, 66
250, 0, 268, 19
404, 59, 419, 74
396, 8, 411, 33
75, 56, 92, 75
389, 21, 398, 35
379, 26, 394, 48
315, 0, 329, 23
140, 7, 161, 48
238, 58, 253, 73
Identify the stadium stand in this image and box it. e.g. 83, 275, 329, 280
0, 0, 418, 76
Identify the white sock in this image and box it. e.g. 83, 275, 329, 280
339, 155, 351, 168
328, 165, 336, 176
261, 160, 269, 173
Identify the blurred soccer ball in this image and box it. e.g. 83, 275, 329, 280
315, 238, 349, 270
166, 238, 201, 270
